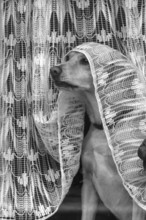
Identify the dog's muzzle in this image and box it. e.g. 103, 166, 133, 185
50, 66, 62, 81
50, 66, 78, 89
50, 66, 65, 87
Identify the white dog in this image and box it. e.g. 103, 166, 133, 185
50, 46, 146, 220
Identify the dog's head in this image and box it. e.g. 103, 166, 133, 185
50, 51, 94, 92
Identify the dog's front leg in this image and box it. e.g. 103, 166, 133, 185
81, 169, 99, 220
81, 141, 99, 220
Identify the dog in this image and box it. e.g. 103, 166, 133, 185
50, 48, 146, 220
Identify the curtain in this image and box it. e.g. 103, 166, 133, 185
0, 0, 146, 219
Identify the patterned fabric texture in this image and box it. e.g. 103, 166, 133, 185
0, 0, 146, 219
71, 42, 146, 211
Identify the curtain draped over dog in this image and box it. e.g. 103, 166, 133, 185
0, 0, 146, 219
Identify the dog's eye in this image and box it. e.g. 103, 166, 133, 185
80, 57, 89, 65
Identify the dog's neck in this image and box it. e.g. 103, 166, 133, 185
80, 91, 102, 126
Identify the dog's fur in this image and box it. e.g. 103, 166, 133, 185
50, 50, 146, 220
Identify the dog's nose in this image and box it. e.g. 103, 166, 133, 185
50, 66, 62, 79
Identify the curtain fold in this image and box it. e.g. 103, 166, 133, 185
0, 0, 146, 219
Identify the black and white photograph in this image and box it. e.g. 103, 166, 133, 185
0, 1, 146, 220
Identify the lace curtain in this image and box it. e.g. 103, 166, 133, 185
0, 0, 146, 219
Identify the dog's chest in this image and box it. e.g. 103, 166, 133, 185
83, 126, 111, 156
82, 125, 118, 173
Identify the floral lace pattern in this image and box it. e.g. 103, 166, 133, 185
73, 42, 146, 211
0, 0, 146, 219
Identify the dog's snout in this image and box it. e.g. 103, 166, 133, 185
50, 66, 62, 79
